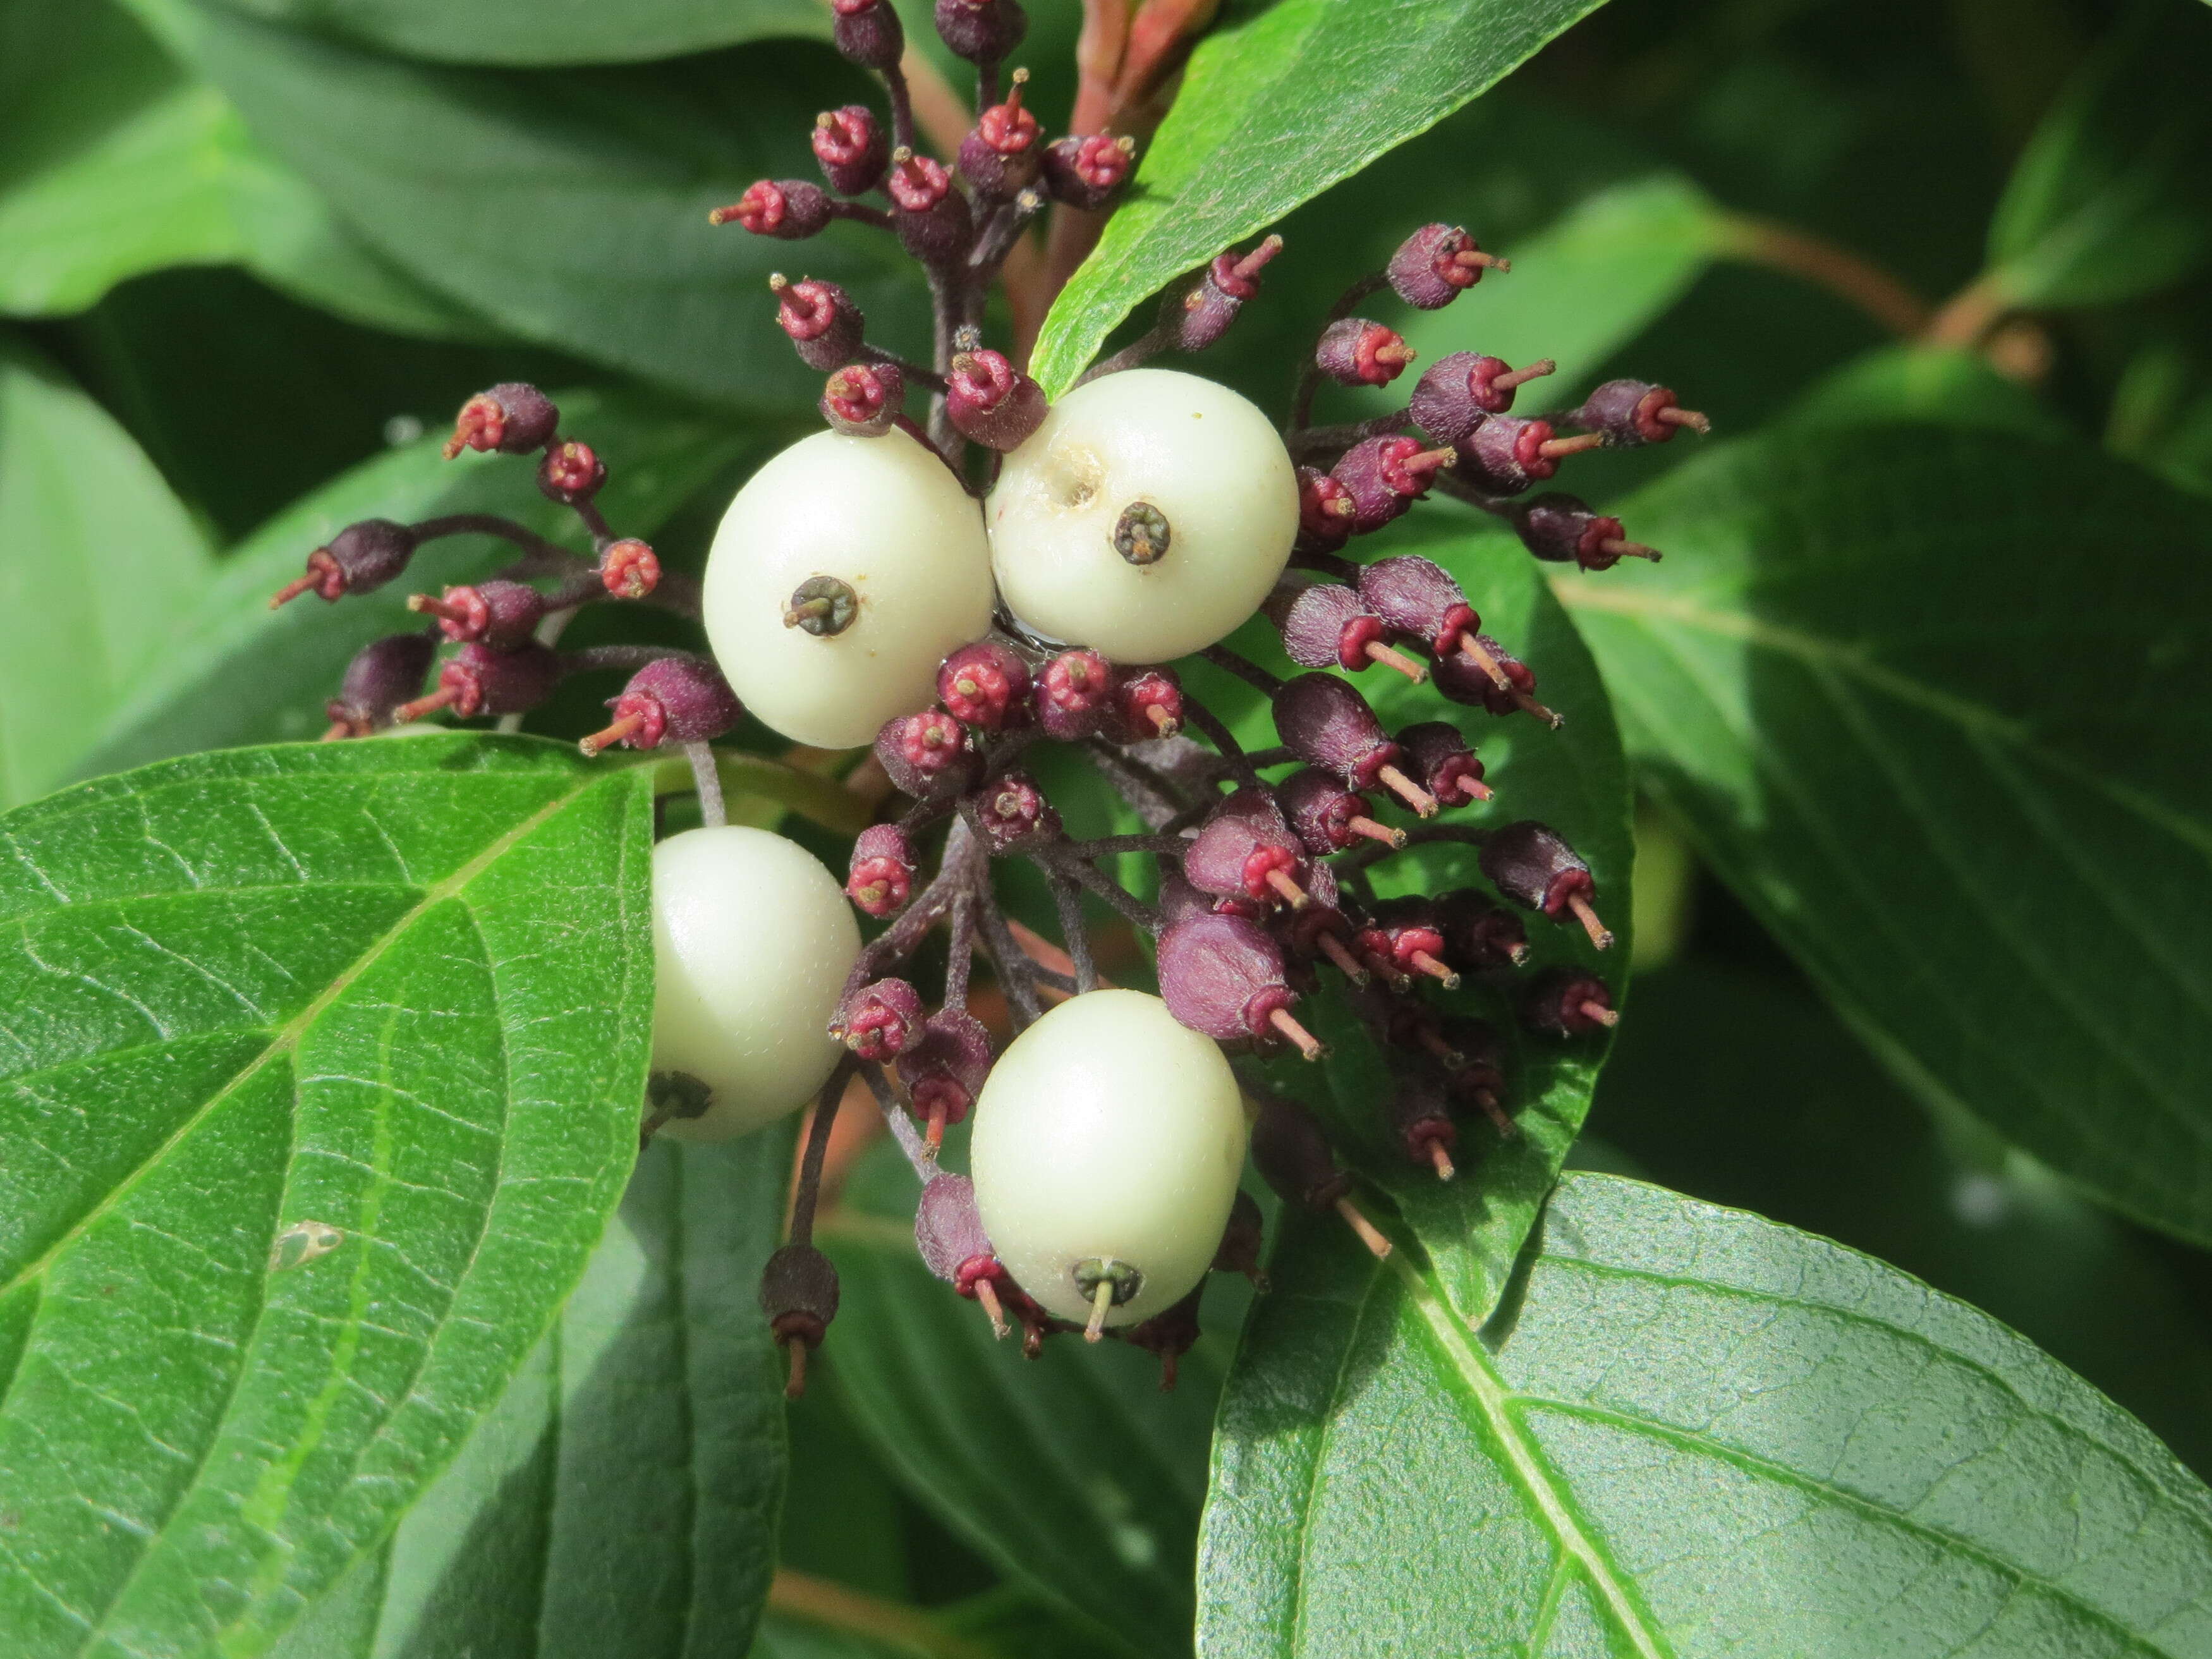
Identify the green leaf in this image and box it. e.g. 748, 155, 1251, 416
818, 1145, 1231, 1657
275, 1127, 796, 1659
1600, 960, 2212, 1481
0, 335, 212, 809
1200, 1171, 2212, 1656
79, 384, 759, 780
1788, 343, 2070, 440
1554, 423, 2212, 1245
210, 0, 825, 67
0, 0, 486, 337
1200, 523, 1633, 1324
1986, 0, 2212, 308
0, 734, 655, 1658
125, 0, 927, 411
1030, 0, 1614, 397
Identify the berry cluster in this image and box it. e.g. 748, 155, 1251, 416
277, 0, 1702, 1395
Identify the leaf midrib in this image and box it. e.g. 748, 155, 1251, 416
1389, 1253, 1674, 1659
0, 779, 591, 1306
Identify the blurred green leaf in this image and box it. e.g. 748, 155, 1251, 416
277, 1128, 795, 1659
818, 1145, 1231, 1658
1200, 1172, 2212, 1655
0, 734, 653, 1658
1789, 342, 2069, 439
80, 384, 762, 779
0, 0, 487, 337
1031, 0, 1616, 397
1557, 423, 2212, 1246
1986, 0, 2212, 308
748, 1583, 1125, 1659
211, 0, 824, 68
0, 334, 211, 808
1199, 526, 1633, 1325
123, 0, 927, 410
1598, 959, 2212, 1480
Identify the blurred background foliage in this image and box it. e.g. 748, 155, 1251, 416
7, 0, 2212, 1653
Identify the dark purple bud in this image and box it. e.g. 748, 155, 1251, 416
1355, 896, 1458, 989
834, 976, 925, 1062
1431, 634, 1559, 726
971, 767, 1060, 851
537, 440, 606, 506
1033, 648, 1115, 741
1119, 1285, 1203, 1390
1480, 821, 1612, 949
269, 518, 420, 608
813, 104, 888, 195
886, 148, 975, 264
710, 179, 833, 239
1452, 416, 1603, 496
1386, 222, 1507, 310
1267, 582, 1428, 682
1566, 379, 1710, 447
1397, 721, 1489, 807
875, 708, 978, 799
324, 631, 436, 737
915, 1172, 1016, 1334
1433, 1018, 1512, 1133
407, 578, 544, 650
761, 1241, 840, 1396
1408, 352, 1556, 444
947, 348, 1048, 450
1278, 767, 1402, 856
443, 382, 558, 459
1353, 556, 1524, 693
899, 1011, 995, 1148
1158, 913, 1323, 1059
580, 655, 741, 757
394, 639, 562, 724
1436, 889, 1530, 972
1296, 466, 1357, 551
1251, 1091, 1351, 1213
916, 1172, 994, 1282
935, 0, 1026, 63
1041, 133, 1134, 211
1331, 435, 1455, 533
771, 275, 865, 372
1387, 1071, 1460, 1180
821, 362, 902, 436
1212, 1189, 1268, 1289
1272, 674, 1433, 814
846, 823, 918, 918
1167, 236, 1283, 351
1182, 789, 1311, 910
958, 69, 1042, 198
939, 640, 1033, 730
1271, 872, 1366, 985
1316, 318, 1416, 387
1098, 665, 1183, 743
1510, 492, 1659, 571
830, 0, 904, 69
1522, 969, 1619, 1037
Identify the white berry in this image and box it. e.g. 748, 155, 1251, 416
969, 989, 1248, 1327
650, 825, 860, 1141
985, 368, 1297, 664
703, 428, 995, 750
